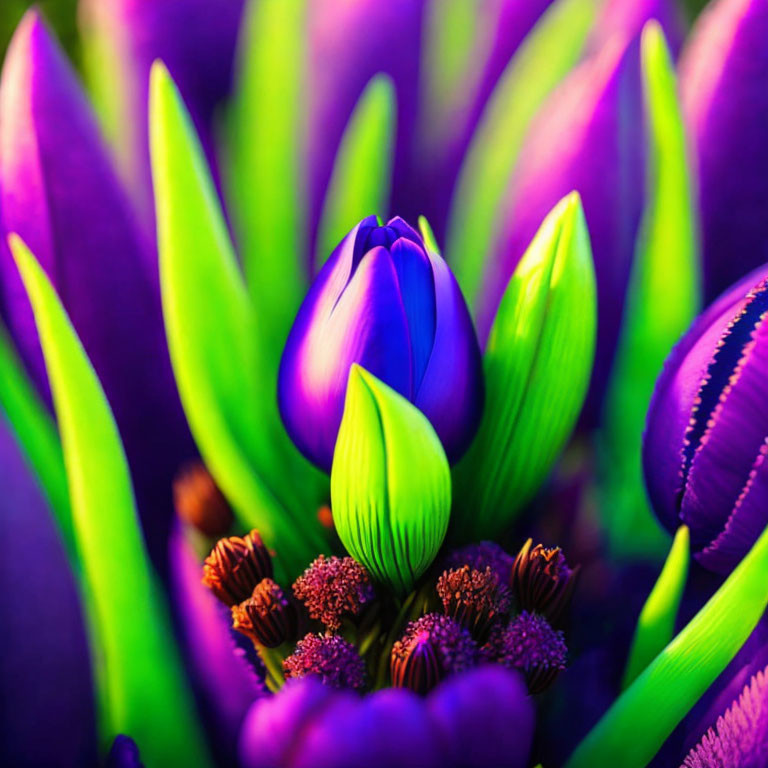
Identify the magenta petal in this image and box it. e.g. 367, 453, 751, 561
589, 0, 685, 55
417, 250, 484, 463
0, 420, 96, 766
0, 11, 195, 569
427, 666, 534, 768
680, 0, 768, 302
478, 34, 644, 422
279, 242, 411, 471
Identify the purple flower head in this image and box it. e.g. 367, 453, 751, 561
487, 611, 567, 694
232, 578, 300, 649
681, 665, 768, 768
105, 735, 144, 768
680, 0, 768, 302
391, 613, 478, 694
283, 633, 366, 690
292, 555, 374, 632
644, 266, 768, 573
279, 215, 484, 471
510, 538, 580, 624
239, 666, 534, 768
442, 541, 515, 586
436, 565, 511, 639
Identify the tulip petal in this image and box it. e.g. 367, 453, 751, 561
427, 667, 534, 768
10, 235, 212, 766
331, 366, 451, 594
452, 193, 596, 541
279, 246, 412, 472
446, 0, 599, 307
0, 11, 193, 569
316, 74, 396, 268
0, 417, 96, 768
600, 21, 700, 558
150, 62, 327, 579
478, 33, 644, 420
79, 0, 245, 227
680, 0, 768, 301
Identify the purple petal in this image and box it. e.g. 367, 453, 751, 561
169, 524, 260, 756
589, 0, 686, 56
0, 419, 96, 766
78, 0, 245, 227
417, 249, 484, 462
307, 0, 426, 260
643, 265, 768, 531
477, 34, 645, 423
279, 241, 411, 471
0, 11, 195, 570
239, 679, 336, 768
680, 0, 768, 302
427, 666, 534, 768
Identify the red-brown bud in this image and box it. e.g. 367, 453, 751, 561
202, 529, 272, 606
232, 579, 298, 648
173, 462, 233, 537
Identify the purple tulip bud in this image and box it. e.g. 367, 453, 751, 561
680, 0, 768, 303
278, 215, 484, 471
644, 265, 768, 574
477, 33, 644, 422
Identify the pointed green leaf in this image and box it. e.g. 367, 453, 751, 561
9, 234, 212, 767
623, 525, 690, 689
226, 0, 307, 347
446, 0, 599, 308
418, 215, 441, 256
600, 21, 701, 560
566, 521, 768, 768
149, 62, 325, 579
452, 193, 596, 541
0, 322, 73, 558
331, 365, 451, 594
316, 74, 396, 268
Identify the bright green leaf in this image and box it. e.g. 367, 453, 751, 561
446, 0, 599, 309
226, 0, 307, 351
331, 365, 451, 594
0, 322, 73, 558
316, 74, 396, 269
600, 21, 701, 560
10, 234, 212, 767
418, 215, 441, 256
565, 521, 768, 768
452, 192, 596, 541
623, 525, 690, 689
149, 61, 326, 579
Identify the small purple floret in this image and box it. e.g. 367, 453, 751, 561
283, 633, 366, 690
443, 541, 515, 585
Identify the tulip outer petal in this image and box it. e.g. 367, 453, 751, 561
10, 234, 212, 767
331, 365, 451, 594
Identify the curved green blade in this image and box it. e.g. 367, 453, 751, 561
452, 193, 596, 541
10, 234, 212, 767
566, 520, 768, 768
600, 21, 701, 560
149, 61, 326, 579
316, 74, 396, 269
0, 322, 72, 558
446, 0, 600, 309
623, 525, 690, 689
331, 365, 451, 595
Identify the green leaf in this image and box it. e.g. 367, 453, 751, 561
331, 365, 451, 594
316, 74, 396, 269
418, 215, 441, 256
452, 192, 596, 541
0, 322, 73, 558
622, 525, 690, 689
599, 21, 701, 560
149, 62, 326, 579
446, 0, 599, 309
9, 234, 212, 767
565, 521, 768, 768
226, 0, 307, 351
